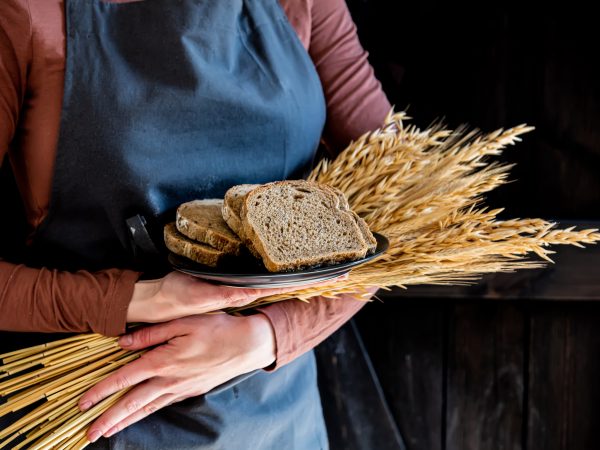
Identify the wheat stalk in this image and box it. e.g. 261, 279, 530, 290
1, 109, 598, 448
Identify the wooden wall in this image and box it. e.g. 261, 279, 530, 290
316, 2, 600, 449
316, 242, 600, 450
344, 0, 600, 220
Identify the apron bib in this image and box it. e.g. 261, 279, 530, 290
2, 0, 329, 448
32, 0, 326, 272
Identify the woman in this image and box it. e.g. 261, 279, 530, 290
0, 0, 391, 447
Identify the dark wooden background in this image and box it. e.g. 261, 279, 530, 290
1, 1, 598, 449
315, 2, 600, 450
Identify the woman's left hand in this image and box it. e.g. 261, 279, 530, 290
78, 313, 276, 443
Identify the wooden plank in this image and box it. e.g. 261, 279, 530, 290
315, 321, 405, 450
527, 303, 600, 450
355, 299, 444, 450
445, 302, 525, 450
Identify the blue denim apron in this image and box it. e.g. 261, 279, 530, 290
2, 0, 329, 448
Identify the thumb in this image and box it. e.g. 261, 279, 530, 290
252, 272, 350, 297
119, 322, 179, 350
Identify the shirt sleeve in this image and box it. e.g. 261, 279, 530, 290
0, 0, 140, 337
258, 0, 392, 369
0, 0, 28, 157
308, 0, 391, 155
0, 263, 140, 336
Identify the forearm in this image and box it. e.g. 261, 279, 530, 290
257, 287, 377, 370
0, 260, 140, 335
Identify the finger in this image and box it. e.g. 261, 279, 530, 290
102, 394, 175, 440
260, 272, 349, 294
118, 320, 180, 350
79, 351, 161, 411
244, 272, 350, 298
86, 380, 168, 442
216, 272, 350, 306
101, 394, 175, 440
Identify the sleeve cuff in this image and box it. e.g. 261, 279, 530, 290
256, 302, 295, 372
101, 269, 142, 336
256, 289, 378, 372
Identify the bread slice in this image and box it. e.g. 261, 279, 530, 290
164, 223, 228, 267
222, 184, 261, 258
224, 181, 346, 260
223, 184, 259, 236
325, 185, 377, 254
240, 180, 370, 272
350, 212, 377, 254
176, 199, 242, 256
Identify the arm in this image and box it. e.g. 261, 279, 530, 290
309, 0, 391, 155
258, 0, 392, 369
0, 0, 139, 336
0, 0, 27, 162
0, 263, 140, 335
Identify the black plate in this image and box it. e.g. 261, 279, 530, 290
168, 232, 389, 288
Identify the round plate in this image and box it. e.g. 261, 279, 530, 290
168, 232, 389, 288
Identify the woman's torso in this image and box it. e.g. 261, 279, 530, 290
3, 0, 314, 234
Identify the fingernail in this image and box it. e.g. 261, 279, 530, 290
119, 335, 133, 347
89, 430, 102, 443
80, 401, 92, 411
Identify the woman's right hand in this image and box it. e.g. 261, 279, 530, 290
126, 271, 346, 323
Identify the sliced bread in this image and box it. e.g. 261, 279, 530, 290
349, 211, 377, 254
222, 184, 261, 258
240, 180, 370, 272
164, 223, 228, 267
325, 185, 377, 254
176, 199, 242, 256
222, 184, 259, 237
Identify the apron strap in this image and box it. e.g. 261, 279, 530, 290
126, 214, 161, 257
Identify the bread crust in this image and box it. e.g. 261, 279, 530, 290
176, 199, 242, 256
323, 185, 376, 254
222, 184, 262, 258
164, 223, 228, 267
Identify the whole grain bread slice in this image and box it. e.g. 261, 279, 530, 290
222, 184, 262, 258
164, 223, 228, 267
176, 199, 242, 256
350, 212, 377, 254
240, 180, 370, 272
222, 184, 259, 236
325, 185, 377, 254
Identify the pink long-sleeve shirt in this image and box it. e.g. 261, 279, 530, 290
0, 0, 391, 368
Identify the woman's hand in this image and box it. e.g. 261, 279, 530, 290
79, 313, 276, 443
127, 271, 344, 323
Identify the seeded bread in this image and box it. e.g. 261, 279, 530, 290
240, 180, 370, 272
164, 223, 228, 267
176, 199, 242, 256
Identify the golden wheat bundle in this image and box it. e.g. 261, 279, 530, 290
1, 110, 599, 449
0, 334, 139, 449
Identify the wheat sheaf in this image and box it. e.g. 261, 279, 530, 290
1, 110, 598, 449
